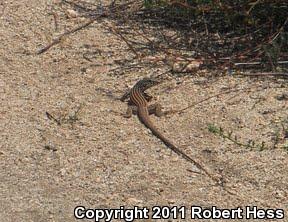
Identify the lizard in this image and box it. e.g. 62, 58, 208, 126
121, 78, 222, 184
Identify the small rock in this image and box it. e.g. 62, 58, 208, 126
276, 93, 288, 101
44, 142, 57, 151
127, 197, 143, 205
66, 9, 79, 18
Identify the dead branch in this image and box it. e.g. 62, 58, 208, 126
37, 1, 138, 54
109, 25, 140, 58
234, 61, 288, 66
165, 87, 246, 116
235, 72, 288, 77
37, 15, 105, 54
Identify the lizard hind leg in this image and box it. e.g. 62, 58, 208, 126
148, 103, 164, 117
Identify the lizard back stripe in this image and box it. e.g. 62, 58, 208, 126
131, 86, 147, 106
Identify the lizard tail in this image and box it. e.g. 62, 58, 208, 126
137, 107, 210, 175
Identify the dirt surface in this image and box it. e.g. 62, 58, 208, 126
1, 0, 287, 221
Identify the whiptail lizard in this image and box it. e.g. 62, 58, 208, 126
121, 78, 222, 184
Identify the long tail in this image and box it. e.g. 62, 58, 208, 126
138, 107, 217, 181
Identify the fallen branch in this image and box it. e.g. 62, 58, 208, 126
37, 14, 105, 54
234, 61, 288, 66
165, 87, 245, 116
37, 0, 139, 55
110, 25, 140, 58
234, 72, 288, 77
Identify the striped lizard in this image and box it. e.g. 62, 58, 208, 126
121, 78, 222, 184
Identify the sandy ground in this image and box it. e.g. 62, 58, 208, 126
0, 0, 287, 221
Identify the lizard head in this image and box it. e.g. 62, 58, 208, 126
136, 78, 160, 91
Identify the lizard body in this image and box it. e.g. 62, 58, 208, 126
123, 78, 220, 183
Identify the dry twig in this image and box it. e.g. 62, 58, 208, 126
37, 1, 138, 54
110, 25, 140, 58
235, 72, 288, 77
37, 16, 104, 54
